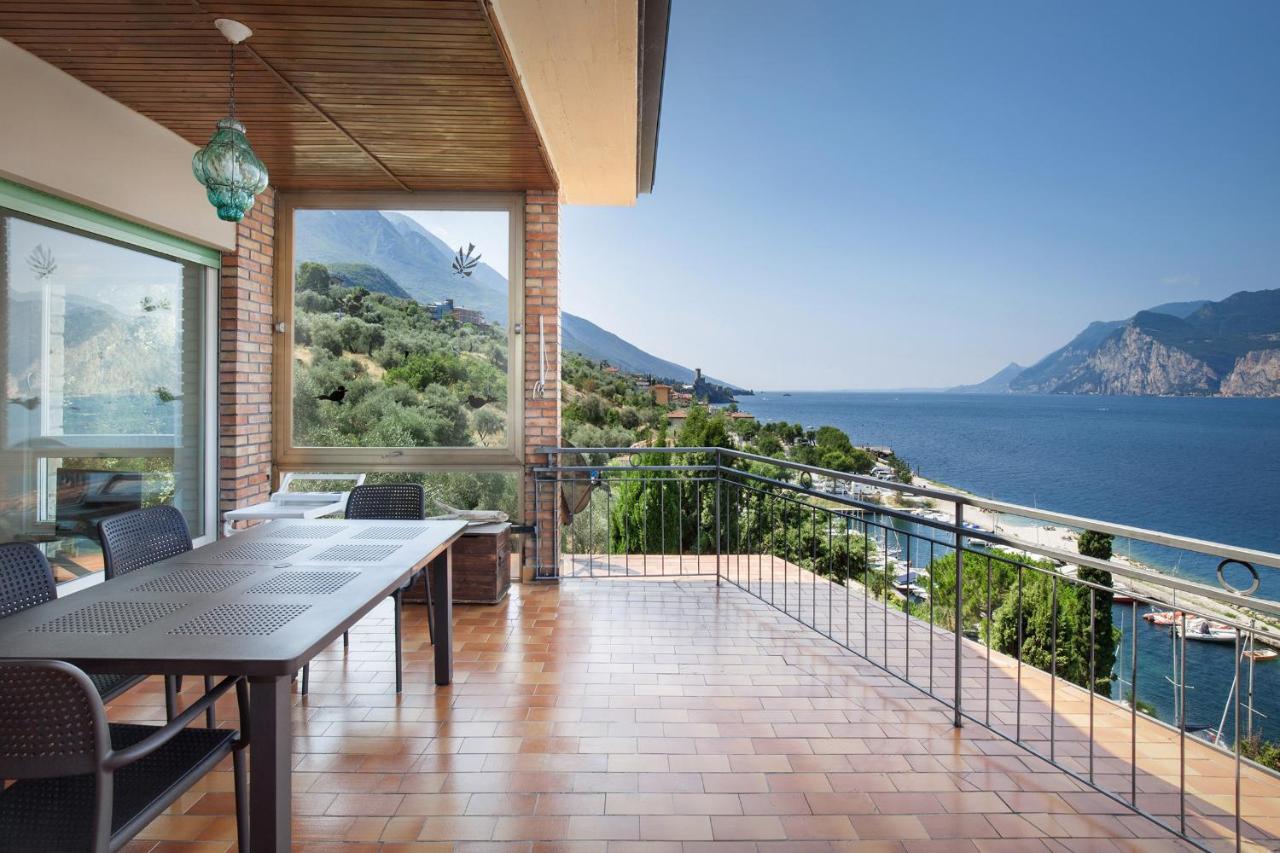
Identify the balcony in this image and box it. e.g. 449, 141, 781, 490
93, 446, 1280, 850
112, 574, 1276, 850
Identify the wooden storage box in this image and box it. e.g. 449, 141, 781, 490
452, 522, 510, 604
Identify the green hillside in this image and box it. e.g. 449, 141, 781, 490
324, 262, 413, 299
292, 264, 508, 450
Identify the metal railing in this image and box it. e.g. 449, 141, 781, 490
532, 446, 1280, 851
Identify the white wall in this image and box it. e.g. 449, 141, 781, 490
491, 0, 639, 206
0, 39, 235, 252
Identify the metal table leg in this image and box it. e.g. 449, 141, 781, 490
248, 675, 291, 852
429, 548, 453, 686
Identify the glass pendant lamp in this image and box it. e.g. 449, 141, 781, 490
192, 19, 269, 222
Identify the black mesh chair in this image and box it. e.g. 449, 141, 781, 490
97, 506, 214, 724
0, 659, 248, 853
0, 543, 145, 706
302, 484, 431, 695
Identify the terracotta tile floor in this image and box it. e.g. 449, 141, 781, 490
106, 565, 1280, 852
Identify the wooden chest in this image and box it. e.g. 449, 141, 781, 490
452, 522, 511, 604
405, 522, 511, 605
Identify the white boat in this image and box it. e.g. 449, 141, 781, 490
1176, 618, 1237, 643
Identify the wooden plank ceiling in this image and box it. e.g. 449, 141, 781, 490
0, 0, 555, 191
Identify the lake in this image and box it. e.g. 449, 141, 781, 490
737, 391, 1280, 741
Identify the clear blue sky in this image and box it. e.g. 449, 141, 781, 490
559, 1, 1280, 390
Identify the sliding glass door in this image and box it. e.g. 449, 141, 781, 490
0, 199, 214, 583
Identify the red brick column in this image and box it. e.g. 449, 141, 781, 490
522, 191, 560, 573
218, 188, 275, 530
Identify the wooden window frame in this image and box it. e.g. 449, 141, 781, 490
274, 191, 526, 473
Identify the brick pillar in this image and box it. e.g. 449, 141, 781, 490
218, 188, 275, 530
522, 191, 560, 574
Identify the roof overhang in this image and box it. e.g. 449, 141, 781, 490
0, 1, 556, 193
0, 0, 668, 206
487, 0, 669, 205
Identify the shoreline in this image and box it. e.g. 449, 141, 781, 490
886, 475, 1280, 647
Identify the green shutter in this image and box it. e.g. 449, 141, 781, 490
0, 178, 222, 268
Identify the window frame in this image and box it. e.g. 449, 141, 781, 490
0, 183, 220, 589
274, 191, 526, 473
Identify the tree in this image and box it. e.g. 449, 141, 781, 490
1078, 530, 1113, 560
297, 261, 332, 294
1074, 530, 1117, 694
756, 433, 783, 457
471, 406, 504, 444
385, 351, 466, 390
984, 533, 1118, 696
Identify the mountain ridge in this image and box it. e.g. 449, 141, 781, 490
990, 291, 1280, 397
294, 209, 741, 390
947, 362, 1025, 394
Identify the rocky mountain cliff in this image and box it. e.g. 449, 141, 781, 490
1002, 290, 1280, 397
1221, 349, 1280, 396
1051, 325, 1219, 395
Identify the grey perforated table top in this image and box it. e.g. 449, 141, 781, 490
0, 519, 467, 677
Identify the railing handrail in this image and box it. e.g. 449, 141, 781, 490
538, 444, 1280, 573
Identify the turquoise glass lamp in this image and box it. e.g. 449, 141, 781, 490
193, 19, 268, 222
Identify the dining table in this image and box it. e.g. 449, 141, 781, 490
0, 517, 468, 852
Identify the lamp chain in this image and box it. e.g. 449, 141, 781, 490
228, 42, 237, 119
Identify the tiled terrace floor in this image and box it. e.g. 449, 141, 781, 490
108, 567, 1280, 852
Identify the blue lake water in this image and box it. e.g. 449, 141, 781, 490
737, 392, 1280, 742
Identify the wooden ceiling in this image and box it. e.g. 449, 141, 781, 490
0, 0, 555, 191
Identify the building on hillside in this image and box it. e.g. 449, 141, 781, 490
652, 384, 672, 405
729, 411, 755, 421
603, 365, 620, 374
425, 299, 484, 325
666, 409, 688, 424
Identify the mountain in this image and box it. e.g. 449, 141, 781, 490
561, 313, 737, 387
295, 210, 740, 389
1008, 291, 1280, 396
1009, 300, 1209, 394
947, 362, 1025, 394
294, 209, 510, 326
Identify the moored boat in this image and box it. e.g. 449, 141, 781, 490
1244, 647, 1278, 662
1176, 618, 1237, 643
1144, 609, 1183, 627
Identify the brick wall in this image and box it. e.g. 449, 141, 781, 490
522, 191, 560, 571
218, 188, 275, 527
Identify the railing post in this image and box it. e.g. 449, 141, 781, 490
533, 465, 542, 579
550, 448, 561, 581
954, 501, 964, 728
716, 448, 727, 581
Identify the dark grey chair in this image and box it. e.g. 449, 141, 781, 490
97, 506, 214, 725
302, 484, 431, 695
0, 659, 248, 853
0, 543, 145, 706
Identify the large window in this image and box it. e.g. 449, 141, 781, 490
0, 185, 215, 583
277, 193, 523, 470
